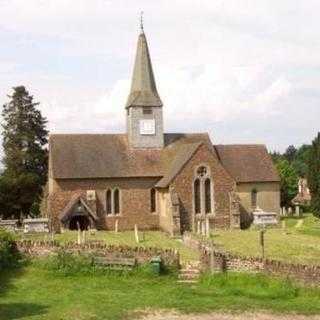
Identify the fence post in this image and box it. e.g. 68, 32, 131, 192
210, 240, 215, 274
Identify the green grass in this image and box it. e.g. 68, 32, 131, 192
19, 231, 199, 263
1, 263, 320, 319
212, 213, 320, 265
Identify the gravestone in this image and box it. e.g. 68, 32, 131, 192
252, 208, 278, 226
0, 219, 18, 232
23, 218, 49, 233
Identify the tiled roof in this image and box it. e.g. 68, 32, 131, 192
49, 133, 212, 181
215, 144, 280, 183
50, 134, 279, 184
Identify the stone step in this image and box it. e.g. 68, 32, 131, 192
177, 279, 198, 284
179, 269, 200, 275
178, 274, 199, 280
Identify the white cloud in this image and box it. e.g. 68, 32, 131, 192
0, 0, 319, 153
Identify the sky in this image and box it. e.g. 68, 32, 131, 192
0, 0, 319, 153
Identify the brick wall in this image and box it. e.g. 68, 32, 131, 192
172, 144, 237, 231
49, 177, 160, 231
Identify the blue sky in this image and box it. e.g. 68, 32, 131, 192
0, 0, 319, 153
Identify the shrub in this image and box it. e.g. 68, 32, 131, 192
0, 229, 22, 271
43, 250, 93, 275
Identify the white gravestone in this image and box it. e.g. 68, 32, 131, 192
253, 208, 278, 226
23, 218, 49, 233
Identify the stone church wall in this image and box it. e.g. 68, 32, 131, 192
49, 177, 160, 232
171, 144, 237, 231
237, 182, 280, 215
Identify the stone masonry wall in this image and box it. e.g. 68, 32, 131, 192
183, 232, 320, 286
17, 240, 180, 268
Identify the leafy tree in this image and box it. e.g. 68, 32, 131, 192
1, 86, 48, 219
275, 159, 298, 207
292, 144, 311, 178
307, 132, 320, 217
270, 151, 283, 162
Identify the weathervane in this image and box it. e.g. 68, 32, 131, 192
140, 11, 144, 33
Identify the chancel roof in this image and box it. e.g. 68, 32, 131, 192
215, 144, 280, 183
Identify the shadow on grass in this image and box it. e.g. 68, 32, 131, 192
0, 265, 26, 297
0, 303, 48, 319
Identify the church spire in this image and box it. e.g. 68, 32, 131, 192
126, 22, 162, 109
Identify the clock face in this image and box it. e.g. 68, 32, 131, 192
140, 119, 155, 135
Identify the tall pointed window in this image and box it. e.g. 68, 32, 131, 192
194, 179, 201, 214
150, 188, 156, 213
114, 189, 120, 215
251, 189, 257, 209
106, 190, 112, 215
194, 165, 214, 215
205, 178, 211, 214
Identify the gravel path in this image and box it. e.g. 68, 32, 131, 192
138, 310, 320, 320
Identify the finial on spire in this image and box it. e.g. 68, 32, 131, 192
140, 11, 144, 33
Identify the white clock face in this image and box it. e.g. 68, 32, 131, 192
140, 119, 155, 135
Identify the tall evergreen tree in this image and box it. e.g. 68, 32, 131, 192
308, 132, 320, 218
1, 86, 48, 218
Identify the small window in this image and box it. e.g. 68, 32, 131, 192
151, 188, 156, 212
106, 190, 112, 214
251, 189, 257, 208
114, 189, 120, 215
143, 107, 152, 115
205, 178, 211, 214
194, 179, 201, 214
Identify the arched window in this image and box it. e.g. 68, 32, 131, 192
114, 189, 120, 215
106, 189, 112, 215
251, 189, 257, 208
205, 178, 211, 214
150, 188, 156, 212
194, 179, 201, 214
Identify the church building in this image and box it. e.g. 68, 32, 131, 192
47, 28, 280, 235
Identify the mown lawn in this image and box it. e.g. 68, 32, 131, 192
19, 231, 199, 262
213, 214, 320, 265
1, 263, 320, 320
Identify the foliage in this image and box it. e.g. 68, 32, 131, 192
2, 264, 320, 319
0, 229, 21, 271
284, 145, 297, 163
275, 159, 298, 207
292, 144, 311, 177
307, 132, 320, 218
1, 86, 48, 219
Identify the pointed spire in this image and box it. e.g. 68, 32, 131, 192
126, 25, 162, 108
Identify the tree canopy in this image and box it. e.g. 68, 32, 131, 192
307, 132, 320, 217
0, 86, 48, 219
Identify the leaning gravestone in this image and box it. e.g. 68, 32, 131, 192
23, 218, 49, 233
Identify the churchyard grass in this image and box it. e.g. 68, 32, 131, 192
1, 262, 320, 319
213, 213, 320, 265
19, 230, 199, 262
